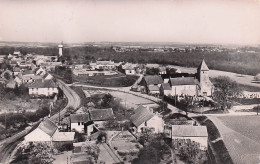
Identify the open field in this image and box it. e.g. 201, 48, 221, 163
171, 65, 260, 89
217, 116, 260, 145
109, 91, 154, 108
73, 74, 139, 87
209, 116, 260, 164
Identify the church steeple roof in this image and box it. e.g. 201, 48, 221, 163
198, 59, 209, 71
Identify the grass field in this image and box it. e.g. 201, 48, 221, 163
217, 116, 260, 144
73, 74, 139, 87
210, 115, 260, 164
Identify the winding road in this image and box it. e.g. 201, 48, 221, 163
0, 79, 81, 164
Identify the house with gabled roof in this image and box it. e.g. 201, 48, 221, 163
27, 79, 58, 97
124, 65, 136, 75
25, 119, 58, 142
160, 83, 171, 96
89, 108, 115, 122
22, 75, 42, 83
130, 106, 164, 133
6, 79, 17, 88
25, 119, 75, 145
42, 73, 53, 80
0, 55, 6, 63
140, 75, 163, 94
13, 67, 21, 76
70, 114, 97, 136
167, 125, 208, 150
14, 76, 23, 86
35, 67, 46, 76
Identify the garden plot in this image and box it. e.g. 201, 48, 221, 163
111, 131, 142, 162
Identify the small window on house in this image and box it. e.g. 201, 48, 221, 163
78, 122, 80, 125
81, 122, 84, 125
144, 121, 147, 126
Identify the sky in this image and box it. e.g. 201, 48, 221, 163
0, 0, 260, 45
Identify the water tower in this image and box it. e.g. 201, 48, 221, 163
58, 42, 63, 57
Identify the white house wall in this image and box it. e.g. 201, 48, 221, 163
24, 128, 52, 142
171, 85, 197, 97
136, 115, 164, 133
71, 122, 84, 133
29, 88, 58, 96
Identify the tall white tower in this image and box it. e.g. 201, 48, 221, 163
58, 42, 63, 57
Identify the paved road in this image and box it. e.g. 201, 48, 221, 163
0, 79, 80, 164
71, 83, 182, 115
50, 79, 81, 123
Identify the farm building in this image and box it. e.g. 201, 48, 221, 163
165, 125, 208, 150
130, 106, 164, 133
27, 79, 58, 97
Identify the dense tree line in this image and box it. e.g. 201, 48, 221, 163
1, 45, 260, 75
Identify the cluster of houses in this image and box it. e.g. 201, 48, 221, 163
24, 103, 209, 155
0, 51, 61, 97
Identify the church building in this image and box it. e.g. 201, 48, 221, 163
164, 59, 214, 97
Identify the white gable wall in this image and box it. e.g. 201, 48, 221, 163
71, 122, 84, 133
24, 128, 52, 142
136, 115, 164, 133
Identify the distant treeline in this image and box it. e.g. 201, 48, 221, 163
1, 46, 260, 75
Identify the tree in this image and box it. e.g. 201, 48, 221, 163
101, 93, 113, 108
178, 143, 200, 164
3, 72, 11, 80
179, 96, 194, 116
155, 101, 168, 113
64, 69, 73, 84
213, 76, 241, 110
97, 131, 107, 144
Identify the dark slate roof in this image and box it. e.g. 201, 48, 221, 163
70, 114, 90, 123
171, 125, 208, 137
89, 108, 115, 121
161, 83, 171, 90
23, 70, 34, 75
197, 59, 209, 71
144, 75, 163, 85
27, 79, 57, 88
130, 106, 155, 127
38, 119, 57, 137
170, 77, 198, 86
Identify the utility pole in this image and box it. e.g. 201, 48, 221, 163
175, 87, 177, 106
5, 112, 7, 136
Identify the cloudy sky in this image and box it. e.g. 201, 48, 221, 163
0, 0, 260, 45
